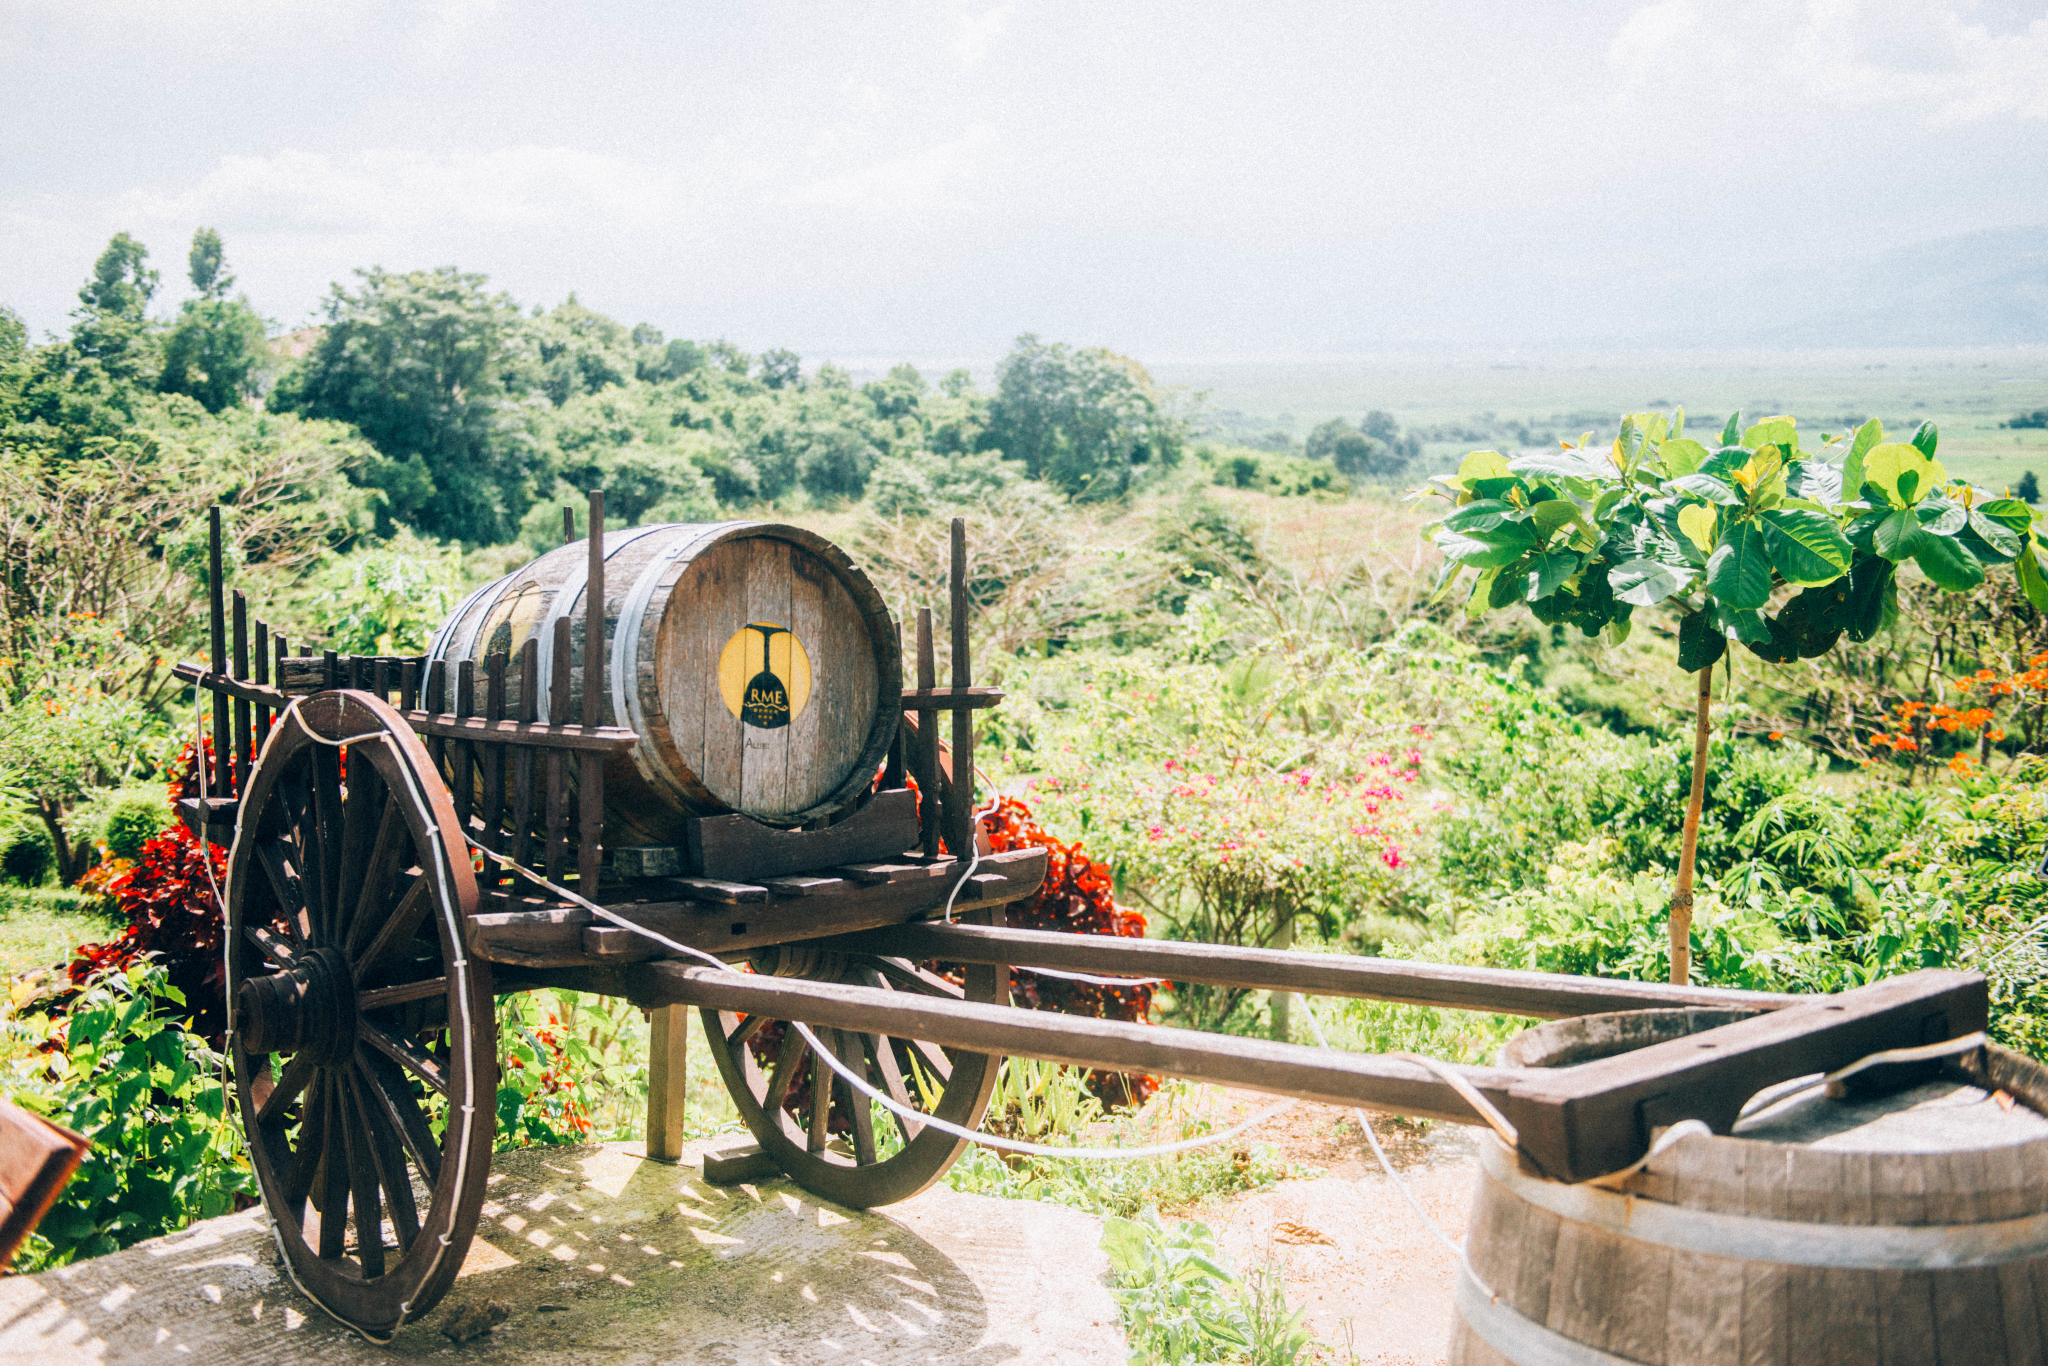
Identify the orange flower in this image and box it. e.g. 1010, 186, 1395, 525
1990, 728, 2008, 742
1894, 736, 1919, 752
1949, 755, 1977, 775
1869, 732, 1893, 748
1768, 731, 1785, 741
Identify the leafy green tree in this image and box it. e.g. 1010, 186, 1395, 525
985, 335, 1183, 501
758, 348, 802, 390
0, 305, 26, 361
2019, 470, 2040, 505
71, 233, 160, 384
798, 424, 881, 501
186, 228, 232, 299
158, 230, 267, 414
270, 266, 538, 543
533, 295, 632, 405
1426, 411, 2043, 982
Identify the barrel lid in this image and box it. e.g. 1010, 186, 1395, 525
1735, 1077, 2048, 1153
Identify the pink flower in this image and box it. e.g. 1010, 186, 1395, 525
1145, 824, 1165, 842
1382, 848, 1406, 870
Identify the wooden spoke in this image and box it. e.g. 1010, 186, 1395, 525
339, 1081, 386, 1277
356, 1046, 442, 1184
246, 924, 298, 969
354, 876, 430, 979
285, 1076, 326, 1221
254, 841, 310, 944
762, 1026, 807, 1114
257, 1051, 320, 1127
726, 1013, 767, 1050
357, 977, 448, 1012
310, 746, 345, 941
866, 1030, 922, 1141
317, 1077, 350, 1260
839, 1032, 876, 1165
334, 760, 382, 949
871, 957, 965, 1000
348, 1065, 420, 1255
346, 795, 413, 959
359, 1021, 450, 1096
905, 1036, 953, 1087
807, 1028, 833, 1153
277, 769, 328, 941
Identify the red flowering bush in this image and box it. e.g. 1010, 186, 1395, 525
980, 796, 1158, 1106
69, 740, 230, 1041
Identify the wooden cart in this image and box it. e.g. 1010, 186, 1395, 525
181, 493, 1994, 1341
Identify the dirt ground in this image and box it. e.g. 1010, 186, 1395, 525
1161, 1089, 1482, 1366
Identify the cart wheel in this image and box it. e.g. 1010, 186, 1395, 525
227, 690, 495, 1342
701, 917, 1005, 1208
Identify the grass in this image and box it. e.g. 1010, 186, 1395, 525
0, 887, 119, 983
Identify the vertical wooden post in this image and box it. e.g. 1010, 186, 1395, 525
546, 618, 571, 885
882, 618, 906, 791
253, 619, 271, 753
578, 489, 606, 892
481, 652, 508, 877
400, 659, 419, 712
453, 660, 476, 831
513, 639, 538, 872
230, 590, 251, 795
916, 608, 940, 858
563, 505, 576, 546
207, 508, 230, 795
644, 1005, 689, 1163
947, 518, 976, 860
323, 649, 339, 690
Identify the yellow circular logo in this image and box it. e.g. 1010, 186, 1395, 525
718, 623, 812, 729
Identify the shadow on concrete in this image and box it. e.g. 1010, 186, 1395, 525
0, 1139, 1120, 1364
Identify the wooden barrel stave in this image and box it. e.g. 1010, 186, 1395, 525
428, 522, 897, 844
1454, 1009, 2048, 1366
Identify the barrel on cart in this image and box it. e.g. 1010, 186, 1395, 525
182, 492, 2040, 1345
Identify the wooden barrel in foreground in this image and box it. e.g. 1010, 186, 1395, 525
428, 522, 898, 843
1453, 1009, 2048, 1366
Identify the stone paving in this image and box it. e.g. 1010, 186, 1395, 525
0, 1138, 1123, 1366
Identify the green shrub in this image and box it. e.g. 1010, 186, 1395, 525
3, 964, 252, 1270
1100, 1207, 1311, 1366
0, 824, 53, 886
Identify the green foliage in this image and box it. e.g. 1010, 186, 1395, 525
987, 334, 1185, 501
70, 233, 160, 384
1199, 444, 1348, 498
1424, 413, 2040, 663
4, 964, 252, 1270
1101, 1209, 1311, 1366
932, 1074, 1293, 1218
271, 266, 539, 543
69, 785, 175, 864
2019, 471, 2041, 504
159, 297, 268, 414
293, 529, 472, 655
1, 822, 53, 885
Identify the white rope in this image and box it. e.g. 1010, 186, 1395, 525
1014, 964, 1172, 987
466, 837, 1305, 1161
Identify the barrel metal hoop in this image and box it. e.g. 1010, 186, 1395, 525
426, 577, 509, 674
610, 524, 743, 796
1454, 1261, 1642, 1366
1480, 1133, 2048, 1271
534, 523, 688, 723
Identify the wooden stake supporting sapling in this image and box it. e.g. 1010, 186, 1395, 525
1424, 411, 2048, 985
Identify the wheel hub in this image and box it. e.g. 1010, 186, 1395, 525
238, 945, 357, 1063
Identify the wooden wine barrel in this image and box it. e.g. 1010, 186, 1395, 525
427, 522, 899, 844
1453, 1009, 2048, 1366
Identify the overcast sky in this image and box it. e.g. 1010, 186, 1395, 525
3, 0, 2045, 357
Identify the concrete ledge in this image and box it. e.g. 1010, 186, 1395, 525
0, 1138, 1123, 1364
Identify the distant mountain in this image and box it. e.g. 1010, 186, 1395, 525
1697, 225, 2048, 348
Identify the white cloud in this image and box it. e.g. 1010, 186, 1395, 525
787, 124, 996, 216
1607, 0, 2048, 122
121, 146, 696, 238
950, 1, 1013, 69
